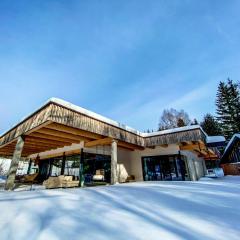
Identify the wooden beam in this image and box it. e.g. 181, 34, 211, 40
24, 141, 64, 148
0, 140, 16, 149
84, 137, 143, 150
0, 121, 52, 149
0, 153, 13, 158
0, 151, 13, 156
0, 146, 15, 151
194, 149, 208, 156
29, 132, 79, 144
117, 141, 144, 151
85, 137, 112, 148
45, 123, 102, 140
24, 120, 53, 136
22, 148, 55, 155
179, 143, 205, 151
117, 145, 134, 151
24, 143, 66, 151
36, 128, 87, 142
25, 136, 72, 146
206, 148, 215, 155
199, 140, 205, 145
31, 148, 82, 160
0, 143, 57, 151
204, 156, 219, 160
180, 142, 218, 159
180, 141, 190, 146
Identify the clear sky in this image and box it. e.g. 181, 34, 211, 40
0, 0, 240, 133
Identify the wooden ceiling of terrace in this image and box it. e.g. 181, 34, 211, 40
0, 122, 143, 158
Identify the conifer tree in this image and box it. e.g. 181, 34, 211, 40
228, 79, 240, 131
200, 114, 222, 136
216, 79, 240, 139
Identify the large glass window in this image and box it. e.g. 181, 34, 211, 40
142, 155, 189, 181
65, 155, 80, 177
37, 152, 111, 184
51, 157, 63, 176
83, 153, 111, 184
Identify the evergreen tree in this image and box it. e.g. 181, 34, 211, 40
200, 114, 222, 136
228, 79, 240, 131
216, 78, 240, 139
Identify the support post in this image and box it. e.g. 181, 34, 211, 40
27, 159, 32, 175
178, 151, 186, 181
111, 139, 118, 185
61, 152, 66, 175
48, 159, 53, 178
79, 148, 84, 187
5, 136, 25, 190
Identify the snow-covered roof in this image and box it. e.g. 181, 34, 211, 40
50, 98, 142, 136
206, 136, 226, 144
224, 134, 240, 153
141, 125, 204, 137
51, 98, 207, 138
0, 97, 206, 139
220, 134, 240, 163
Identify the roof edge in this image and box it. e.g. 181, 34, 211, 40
0, 97, 208, 141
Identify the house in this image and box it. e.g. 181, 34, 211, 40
220, 134, 240, 175
0, 98, 221, 190
205, 135, 226, 169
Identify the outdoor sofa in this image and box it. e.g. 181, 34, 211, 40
43, 175, 79, 189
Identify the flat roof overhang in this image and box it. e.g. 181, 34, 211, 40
0, 101, 145, 157
0, 98, 215, 159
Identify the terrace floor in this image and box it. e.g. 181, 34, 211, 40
0, 176, 240, 240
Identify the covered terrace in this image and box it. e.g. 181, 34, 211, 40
0, 98, 218, 190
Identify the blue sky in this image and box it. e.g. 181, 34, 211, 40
0, 0, 240, 133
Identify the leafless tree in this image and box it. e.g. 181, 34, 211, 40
158, 108, 191, 130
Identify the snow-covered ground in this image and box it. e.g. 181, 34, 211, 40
0, 177, 240, 240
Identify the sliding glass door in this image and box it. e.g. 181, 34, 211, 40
142, 155, 188, 181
